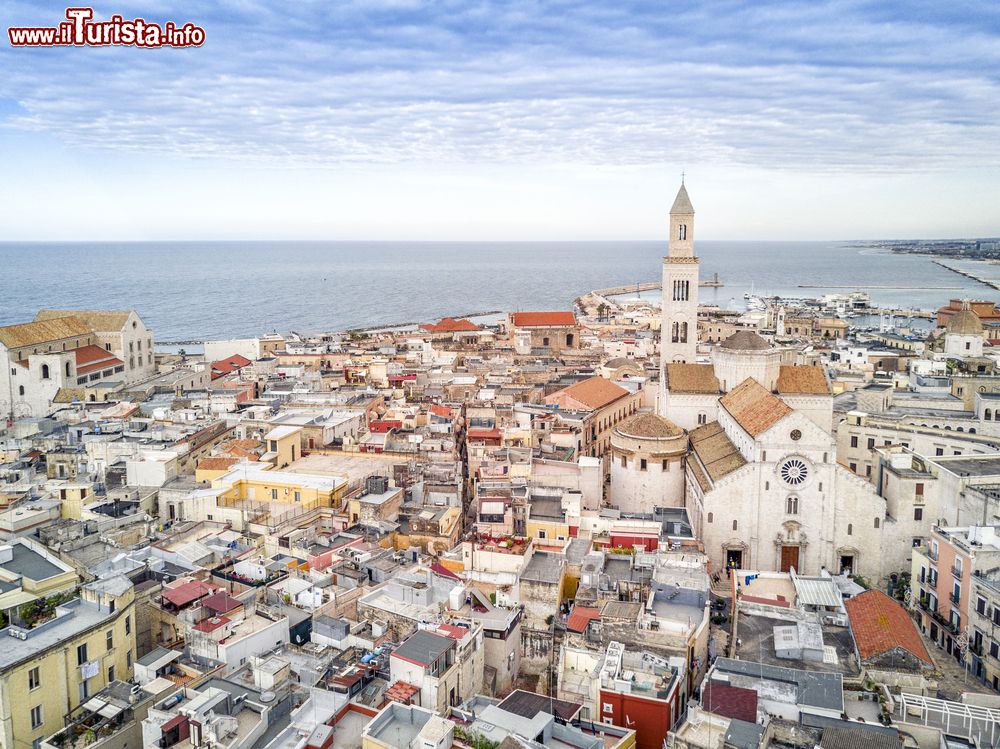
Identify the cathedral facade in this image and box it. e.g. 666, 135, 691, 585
649, 182, 894, 582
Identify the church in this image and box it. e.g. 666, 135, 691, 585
632, 182, 893, 580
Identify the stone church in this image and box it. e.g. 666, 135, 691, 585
613, 182, 895, 581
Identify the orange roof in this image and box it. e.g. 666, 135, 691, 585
511, 311, 576, 328
546, 376, 629, 411
430, 404, 454, 418
385, 681, 421, 704
211, 354, 252, 379
719, 378, 792, 437
420, 317, 481, 333
566, 606, 601, 633
845, 589, 933, 666
665, 363, 720, 394
776, 365, 829, 395
198, 456, 240, 472
73, 345, 124, 374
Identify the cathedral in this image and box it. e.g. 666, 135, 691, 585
640, 182, 893, 581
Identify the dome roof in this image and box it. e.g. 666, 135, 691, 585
616, 412, 684, 440
719, 330, 772, 351
947, 302, 984, 335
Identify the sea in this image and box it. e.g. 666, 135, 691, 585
2, 240, 998, 343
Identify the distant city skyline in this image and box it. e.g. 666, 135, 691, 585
1, 1, 998, 241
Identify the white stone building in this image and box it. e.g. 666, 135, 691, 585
609, 412, 687, 513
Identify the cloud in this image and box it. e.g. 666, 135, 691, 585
1, 0, 999, 174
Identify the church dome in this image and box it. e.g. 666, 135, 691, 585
616, 412, 684, 440
947, 302, 984, 335
719, 330, 772, 351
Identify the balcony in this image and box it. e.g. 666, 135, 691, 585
952, 566, 964, 579
927, 548, 939, 562
971, 641, 984, 657
951, 592, 962, 605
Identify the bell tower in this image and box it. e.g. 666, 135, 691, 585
661, 180, 700, 363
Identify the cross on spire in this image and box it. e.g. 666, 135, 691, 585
681, 170, 685, 184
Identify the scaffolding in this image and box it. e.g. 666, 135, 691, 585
896, 692, 1000, 747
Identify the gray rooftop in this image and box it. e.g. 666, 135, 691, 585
0, 598, 115, 671
521, 552, 564, 584
713, 657, 844, 711
1, 542, 66, 580
393, 629, 454, 667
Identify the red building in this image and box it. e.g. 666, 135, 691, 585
598, 642, 682, 749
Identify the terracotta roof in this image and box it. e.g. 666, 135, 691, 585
947, 302, 985, 335
211, 354, 252, 378
0, 316, 91, 349
720, 378, 792, 436
198, 456, 241, 472
74, 345, 123, 374
200, 591, 243, 615
420, 317, 481, 333
192, 615, 230, 633
616, 412, 684, 439
161, 580, 217, 608
702, 681, 758, 722
689, 422, 746, 484
776, 365, 830, 395
35, 309, 133, 332
430, 404, 454, 418
546, 376, 630, 411
566, 605, 601, 633
720, 330, 771, 350
510, 311, 577, 328
665, 363, 720, 394
385, 681, 421, 704
844, 589, 933, 666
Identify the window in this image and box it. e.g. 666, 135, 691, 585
125, 615, 131, 635
65, 361, 71, 377
127, 650, 132, 668
874, 517, 880, 529
106, 630, 113, 650
849, 462, 857, 472
40, 364, 49, 379
790, 429, 801, 441
732, 520, 738, 531
779, 458, 809, 486
620, 456, 626, 468
294, 491, 301, 502
936, 447, 944, 456
271, 489, 278, 500
107, 665, 115, 683
786, 496, 799, 515
640, 458, 647, 471
992, 640, 1000, 659
31, 705, 42, 729
28, 667, 39, 690
603, 702, 613, 713
916, 483, 924, 497
867, 438, 875, 449
914, 507, 923, 521
662, 459, 669, 471
847, 523, 853, 536
18, 385, 24, 396
542, 337, 550, 347
77, 644, 88, 665
678, 224, 687, 241
538, 529, 546, 539
955, 557, 963, 576
707, 512, 713, 523
697, 412, 707, 425
978, 596, 987, 615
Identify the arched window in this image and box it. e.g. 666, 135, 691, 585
41, 364, 50, 379
971, 428, 977, 433
679, 224, 687, 241
65, 361, 71, 377
671, 322, 679, 343
707, 512, 713, 523
18, 385, 24, 396
732, 519, 738, 531
680, 322, 688, 343
697, 412, 707, 425
847, 523, 853, 536
987, 409, 993, 421
874, 517, 880, 529
786, 496, 799, 515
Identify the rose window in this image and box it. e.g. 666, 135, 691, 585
780, 458, 809, 486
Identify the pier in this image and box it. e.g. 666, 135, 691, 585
797, 284, 961, 290
592, 275, 723, 297
933, 260, 1000, 291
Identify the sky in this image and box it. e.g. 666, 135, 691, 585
1, 0, 999, 241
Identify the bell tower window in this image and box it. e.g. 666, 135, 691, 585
678, 224, 687, 241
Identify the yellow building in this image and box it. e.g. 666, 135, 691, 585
212, 464, 348, 513
264, 425, 303, 468
58, 483, 93, 519
0, 576, 136, 749
0, 539, 78, 611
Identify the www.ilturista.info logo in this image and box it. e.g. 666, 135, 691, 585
8, 8, 205, 47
